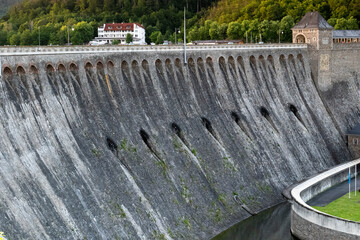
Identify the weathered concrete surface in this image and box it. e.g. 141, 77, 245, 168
291, 159, 360, 239
0, 45, 350, 239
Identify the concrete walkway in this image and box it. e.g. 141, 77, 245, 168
307, 176, 360, 207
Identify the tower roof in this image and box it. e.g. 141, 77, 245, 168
292, 11, 333, 30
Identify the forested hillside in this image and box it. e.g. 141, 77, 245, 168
0, 0, 21, 18
187, 0, 360, 43
0, 0, 216, 46
0, 0, 360, 46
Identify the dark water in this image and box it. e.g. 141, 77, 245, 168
212, 202, 295, 240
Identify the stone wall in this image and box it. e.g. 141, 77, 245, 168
0, 44, 351, 239
291, 159, 360, 240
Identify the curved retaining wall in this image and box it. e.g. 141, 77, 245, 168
291, 159, 360, 239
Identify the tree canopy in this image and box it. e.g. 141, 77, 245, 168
0, 0, 359, 46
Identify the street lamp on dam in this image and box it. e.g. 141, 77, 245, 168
279, 30, 283, 43
174, 28, 180, 44
67, 26, 74, 45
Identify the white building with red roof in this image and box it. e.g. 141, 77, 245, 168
95, 23, 145, 45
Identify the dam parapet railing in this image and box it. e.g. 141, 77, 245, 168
291, 159, 360, 239
0, 43, 307, 56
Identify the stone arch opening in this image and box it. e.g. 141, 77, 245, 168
96, 61, 104, 70
132, 60, 138, 69
206, 57, 214, 72
187, 58, 195, 67
29, 65, 38, 74
237, 56, 245, 73
250, 55, 257, 65
295, 34, 306, 44
3, 67, 12, 76
142, 59, 150, 75
85, 62, 93, 70
218, 56, 225, 64
258, 55, 266, 68
46, 64, 55, 73
142, 60, 149, 69
165, 58, 172, 69
107, 60, 114, 69
155, 59, 163, 74
288, 54, 294, 60
16, 66, 26, 75
267, 55, 275, 72
70, 63, 78, 72
197, 57, 205, 73
228, 56, 235, 67
279, 54, 286, 61
58, 64, 66, 72
121, 61, 128, 69
174, 58, 182, 69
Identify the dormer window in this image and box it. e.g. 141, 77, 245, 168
109, 26, 112, 29
126, 26, 131, 29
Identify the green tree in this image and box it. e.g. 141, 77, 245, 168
126, 33, 133, 43
9, 33, 21, 45
150, 30, 160, 43
209, 21, 219, 40
156, 32, 164, 44
280, 15, 295, 42
20, 29, 33, 45
218, 23, 228, 39
71, 21, 94, 45
0, 30, 8, 45
112, 39, 120, 45
188, 27, 200, 41
227, 21, 241, 40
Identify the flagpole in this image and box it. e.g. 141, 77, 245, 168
356, 164, 357, 196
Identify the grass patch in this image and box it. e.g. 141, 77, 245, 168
312, 191, 360, 221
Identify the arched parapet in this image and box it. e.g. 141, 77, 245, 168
96, 61, 104, 70
57, 63, 66, 73
69, 62, 79, 73
2, 66, 13, 77
29, 65, 39, 75
46, 63, 56, 73
107, 60, 114, 70
16, 65, 26, 75
85, 61, 94, 70
290, 159, 360, 239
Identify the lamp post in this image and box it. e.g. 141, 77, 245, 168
175, 28, 180, 45
67, 26, 70, 45
279, 30, 283, 43
67, 26, 74, 45
38, 26, 40, 46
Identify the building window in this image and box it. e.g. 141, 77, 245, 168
354, 138, 358, 145
313, 37, 316, 42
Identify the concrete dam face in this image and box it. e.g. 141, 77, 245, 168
0, 45, 350, 239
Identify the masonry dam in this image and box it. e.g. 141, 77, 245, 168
0, 44, 359, 239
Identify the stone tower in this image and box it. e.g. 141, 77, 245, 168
292, 11, 333, 50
